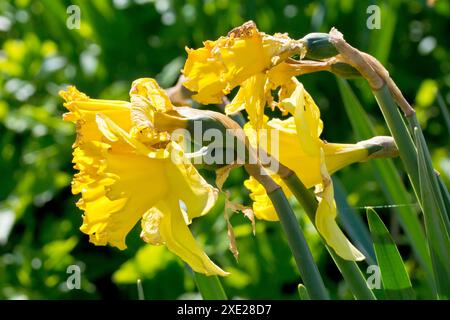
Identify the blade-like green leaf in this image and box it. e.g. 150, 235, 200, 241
337, 78, 434, 286
415, 128, 450, 299
437, 174, 450, 222
410, 115, 450, 229
436, 91, 450, 136
297, 284, 311, 300
367, 208, 415, 300
137, 279, 145, 300
193, 273, 228, 300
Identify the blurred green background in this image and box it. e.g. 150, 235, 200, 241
0, 0, 449, 299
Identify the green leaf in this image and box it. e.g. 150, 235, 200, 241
415, 127, 450, 299
436, 91, 450, 136
437, 174, 450, 221
367, 208, 415, 300
113, 245, 177, 284
411, 116, 450, 230
137, 279, 145, 300
337, 78, 434, 286
193, 273, 228, 300
297, 284, 310, 300
156, 56, 185, 87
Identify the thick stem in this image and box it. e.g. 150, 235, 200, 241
246, 164, 330, 300
267, 186, 330, 300
283, 173, 376, 300
372, 86, 420, 197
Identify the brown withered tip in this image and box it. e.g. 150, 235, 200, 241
227, 20, 258, 37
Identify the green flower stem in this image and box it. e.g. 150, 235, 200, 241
193, 273, 228, 300
266, 186, 330, 300
186, 108, 329, 299
283, 173, 376, 300
372, 86, 420, 196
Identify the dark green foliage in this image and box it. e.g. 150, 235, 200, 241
0, 0, 448, 299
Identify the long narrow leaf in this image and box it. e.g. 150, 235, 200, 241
367, 208, 415, 300
410, 115, 450, 228
337, 79, 433, 284
297, 284, 311, 300
436, 91, 450, 136
193, 273, 228, 300
415, 128, 450, 299
437, 175, 450, 222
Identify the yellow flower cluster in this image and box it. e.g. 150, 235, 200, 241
183, 22, 366, 261
62, 22, 379, 275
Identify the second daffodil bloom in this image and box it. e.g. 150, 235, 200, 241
60, 78, 228, 276
183, 21, 305, 128
244, 78, 367, 261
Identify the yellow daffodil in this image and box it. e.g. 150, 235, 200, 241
244, 78, 365, 261
60, 78, 228, 276
183, 21, 305, 128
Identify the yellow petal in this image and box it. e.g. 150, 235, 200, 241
95, 113, 169, 159
315, 149, 365, 261
323, 142, 368, 174
183, 21, 303, 104
243, 174, 292, 221
224, 85, 246, 115
280, 79, 322, 156
244, 176, 278, 221
74, 139, 169, 250
183, 27, 267, 104
166, 142, 218, 221
244, 117, 371, 223
59, 86, 132, 146
129, 78, 173, 113
267, 63, 300, 89
141, 198, 228, 276
183, 44, 228, 104
226, 73, 268, 129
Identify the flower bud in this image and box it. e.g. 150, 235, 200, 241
302, 33, 338, 60
357, 136, 399, 159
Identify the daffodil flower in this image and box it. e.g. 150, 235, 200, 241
244, 78, 368, 261
183, 21, 305, 128
60, 78, 228, 276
